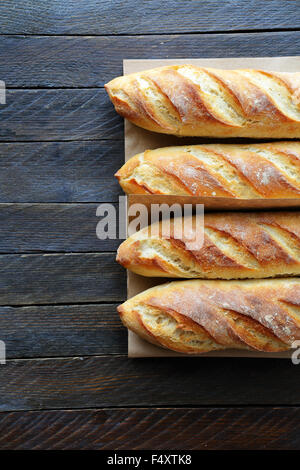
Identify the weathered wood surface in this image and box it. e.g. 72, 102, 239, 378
0, 89, 122, 141
0, 141, 122, 202
1, 32, 300, 142
0, 253, 126, 305
1, 0, 300, 450
0, 1, 299, 35
0, 356, 299, 411
1, 32, 300, 87
0, 304, 125, 359
0, 203, 121, 252
0, 406, 298, 450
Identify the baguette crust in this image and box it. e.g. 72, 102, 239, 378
105, 65, 300, 138
118, 278, 300, 353
116, 142, 300, 198
117, 211, 300, 279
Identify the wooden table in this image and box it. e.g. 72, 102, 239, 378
0, 0, 299, 450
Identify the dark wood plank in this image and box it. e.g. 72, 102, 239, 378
0, 141, 122, 202
0, 304, 126, 359
0, 406, 298, 450
0, 1, 298, 35
0, 356, 299, 411
0, 89, 122, 141
0, 203, 123, 252
1, 32, 300, 87
0, 253, 126, 305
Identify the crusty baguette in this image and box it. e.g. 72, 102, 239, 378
117, 211, 300, 279
115, 142, 300, 198
105, 65, 300, 138
118, 278, 300, 353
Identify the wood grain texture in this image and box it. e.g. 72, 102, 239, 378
0, 89, 122, 141
0, 203, 122, 252
1, 0, 300, 449
0, 407, 298, 450
0, 141, 122, 202
0, 1, 299, 35
0, 253, 126, 305
0, 304, 126, 359
1, 32, 300, 87
0, 356, 299, 411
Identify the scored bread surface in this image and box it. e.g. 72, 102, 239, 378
115, 141, 300, 198
105, 65, 300, 137
117, 211, 300, 279
118, 278, 300, 354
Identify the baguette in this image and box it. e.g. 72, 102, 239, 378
117, 211, 300, 279
118, 278, 300, 353
115, 141, 300, 198
105, 65, 300, 138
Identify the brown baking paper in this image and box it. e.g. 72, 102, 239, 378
123, 57, 300, 358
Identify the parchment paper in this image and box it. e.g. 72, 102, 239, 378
123, 57, 300, 358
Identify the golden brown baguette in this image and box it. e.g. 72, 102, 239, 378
105, 65, 300, 138
118, 278, 300, 353
117, 211, 300, 279
115, 141, 300, 198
